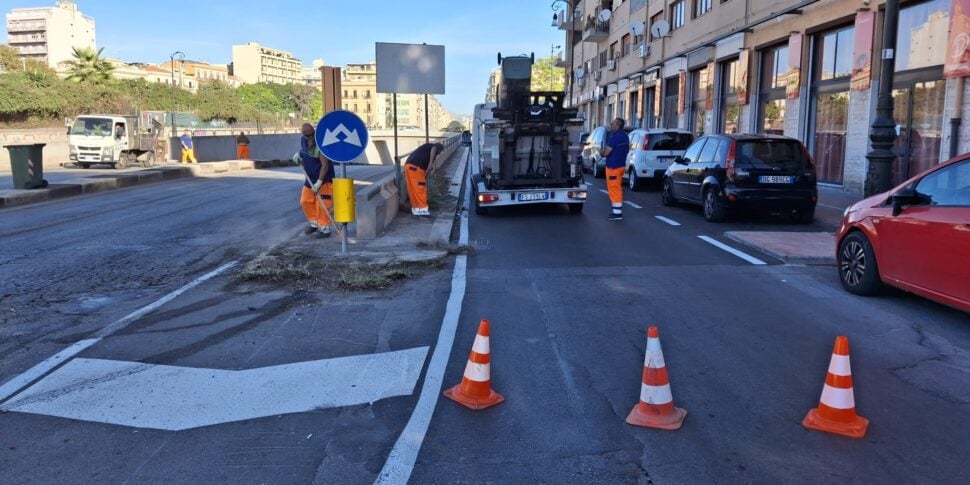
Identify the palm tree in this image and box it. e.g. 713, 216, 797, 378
63, 47, 114, 84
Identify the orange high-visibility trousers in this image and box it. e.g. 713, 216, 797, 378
237, 145, 250, 160
606, 166, 624, 216
181, 148, 197, 164
300, 184, 333, 227
405, 164, 428, 210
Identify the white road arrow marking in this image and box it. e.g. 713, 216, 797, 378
1, 347, 428, 431
322, 123, 362, 147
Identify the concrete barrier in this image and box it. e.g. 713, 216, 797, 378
354, 172, 399, 239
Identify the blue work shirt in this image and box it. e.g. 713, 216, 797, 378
300, 136, 335, 188
180, 135, 193, 150
605, 130, 629, 169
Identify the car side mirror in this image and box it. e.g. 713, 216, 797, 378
675, 157, 688, 165
891, 188, 919, 216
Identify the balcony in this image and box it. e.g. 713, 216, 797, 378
7, 20, 46, 33
555, 54, 569, 69
581, 17, 610, 43
555, 11, 579, 31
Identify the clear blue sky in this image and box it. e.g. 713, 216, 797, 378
0, 0, 565, 115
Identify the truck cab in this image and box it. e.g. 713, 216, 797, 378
69, 114, 160, 169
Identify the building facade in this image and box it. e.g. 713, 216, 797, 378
340, 62, 385, 128
5, 0, 95, 69
230, 42, 302, 85
556, 0, 967, 195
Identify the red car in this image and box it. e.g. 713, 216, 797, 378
836, 154, 970, 313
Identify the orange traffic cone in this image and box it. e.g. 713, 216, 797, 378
443, 319, 504, 410
626, 326, 687, 430
803, 336, 869, 438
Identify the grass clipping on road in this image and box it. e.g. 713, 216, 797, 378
237, 250, 442, 291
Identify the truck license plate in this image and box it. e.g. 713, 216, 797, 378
518, 192, 549, 202
759, 176, 794, 184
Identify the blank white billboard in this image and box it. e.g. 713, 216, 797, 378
376, 42, 445, 95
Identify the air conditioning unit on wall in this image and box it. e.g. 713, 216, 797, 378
593, 70, 602, 80
638, 44, 650, 58
607, 60, 617, 71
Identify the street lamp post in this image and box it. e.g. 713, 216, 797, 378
864, 0, 900, 196
170, 51, 185, 140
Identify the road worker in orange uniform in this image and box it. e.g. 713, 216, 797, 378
295, 123, 335, 237
404, 142, 444, 218
595, 118, 630, 221
236, 132, 251, 160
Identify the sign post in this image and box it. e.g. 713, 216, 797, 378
316, 110, 369, 254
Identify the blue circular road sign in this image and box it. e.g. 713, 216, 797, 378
315, 110, 370, 163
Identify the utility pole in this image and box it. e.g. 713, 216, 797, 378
864, 0, 900, 196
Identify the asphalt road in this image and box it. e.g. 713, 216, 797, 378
0, 163, 167, 188
410, 176, 970, 483
1, 165, 967, 484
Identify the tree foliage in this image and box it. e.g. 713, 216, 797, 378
531, 55, 565, 92
63, 47, 114, 84
0, 45, 323, 127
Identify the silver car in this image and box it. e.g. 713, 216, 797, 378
625, 129, 694, 191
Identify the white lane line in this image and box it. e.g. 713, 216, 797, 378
598, 189, 642, 209
377, 164, 472, 484
0, 339, 100, 403
697, 236, 767, 265
655, 216, 681, 226
0, 260, 239, 404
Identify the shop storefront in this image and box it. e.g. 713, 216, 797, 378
758, 43, 788, 135
891, 0, 950, 183
809, 24, 855, 185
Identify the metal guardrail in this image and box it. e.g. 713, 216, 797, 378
392, 133, 463, 165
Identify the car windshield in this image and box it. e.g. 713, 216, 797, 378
648, 133, 693, 150
71, 118, 114, 137
736, 140, 810, 170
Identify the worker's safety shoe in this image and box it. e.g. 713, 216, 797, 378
608, 213, 623, 221
316, 226, 332, 238
304, 224, 319, 235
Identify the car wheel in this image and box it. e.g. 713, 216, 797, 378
703, 188, 727, 222
629, 169, 643, 192
838, 232, 882, 295
661, 177, 677, 206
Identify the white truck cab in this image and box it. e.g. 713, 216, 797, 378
69, 114, 162, 169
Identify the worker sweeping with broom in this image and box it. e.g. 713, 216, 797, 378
294, 123, 336, 238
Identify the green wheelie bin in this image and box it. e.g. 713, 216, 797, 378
5, 143, 48, 189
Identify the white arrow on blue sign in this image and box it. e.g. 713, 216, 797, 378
315, 110, 369, 163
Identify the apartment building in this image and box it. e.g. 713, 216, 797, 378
5, 0, 95, 69
231, 42, 302, 85
340, 61, 386, 128
556, 0, 965, 194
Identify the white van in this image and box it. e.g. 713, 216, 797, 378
625, 129, 694, 191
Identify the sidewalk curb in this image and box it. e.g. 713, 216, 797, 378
424, 146, 468, 250
724, 231, 836, 266
0, 160, 258, 209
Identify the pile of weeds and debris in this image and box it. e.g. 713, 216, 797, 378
237, 250, 444, 292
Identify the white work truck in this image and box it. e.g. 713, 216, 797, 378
68, 114, 164, 169
470, 54, 587, 215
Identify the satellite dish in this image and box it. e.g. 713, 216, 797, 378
630, 21, 645, 37
575, 67, 585, 79
651, 20, 670, 39
597, 9, 612, 22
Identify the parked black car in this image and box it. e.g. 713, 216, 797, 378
661, 134, 817, 222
